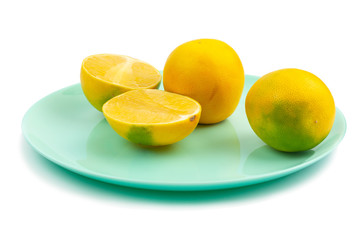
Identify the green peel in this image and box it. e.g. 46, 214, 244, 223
127, 126, 153, 145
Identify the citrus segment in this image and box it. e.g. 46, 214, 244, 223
102, 89, 201, 146
81, 54, 161, 111
245, 68, 335, 152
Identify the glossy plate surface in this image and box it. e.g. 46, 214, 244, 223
22, 75, 346, 191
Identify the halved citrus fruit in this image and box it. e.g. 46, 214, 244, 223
103, 89, 201, 146
81, 54, 161, 111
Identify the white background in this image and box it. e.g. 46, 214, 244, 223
1, 0, 359, 239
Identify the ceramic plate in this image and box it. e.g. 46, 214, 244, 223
22, 75, 346, 191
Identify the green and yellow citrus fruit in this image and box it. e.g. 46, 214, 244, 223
81, 54, 161, 111
163, 39, 244, 124
245, 68, 335, 152
102, 89, 201, 146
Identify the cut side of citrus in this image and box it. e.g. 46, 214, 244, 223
103, 89, 201, 146
81, 54, 161, 111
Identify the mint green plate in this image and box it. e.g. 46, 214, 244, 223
22, 75, 346, 191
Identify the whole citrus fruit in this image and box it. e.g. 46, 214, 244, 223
81, 54, 161, 111
245, 68, 335, 152
103, 89, 201, 146
163, 39, 244, 124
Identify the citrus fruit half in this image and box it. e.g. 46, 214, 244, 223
163, 39, 244, 124
102, 89, 201, 146
81, 54, 161, 111
245, 68, 336, 152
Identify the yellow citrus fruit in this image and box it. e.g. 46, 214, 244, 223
163, 39, 244, 124
102, 89, 201, 146
245, 68, 335, 152
81, 54, 161, 111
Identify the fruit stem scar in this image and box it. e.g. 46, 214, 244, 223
190, 115, 196, 121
